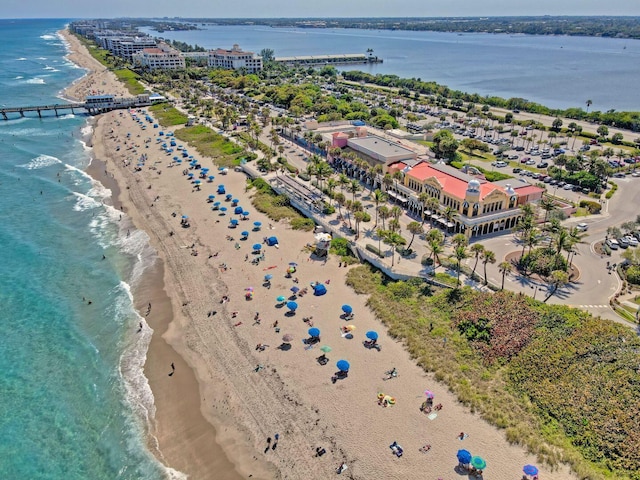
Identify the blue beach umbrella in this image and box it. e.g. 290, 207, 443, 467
187, 173, 194, 178
173, 156, 178, 161
220, 206, 227, 212
225, 194, 233, 201
341, 305, 353, 314
208, 194, 215, 200
234, 206, 244, 215
218, 166, 226, 171
276, 295, 286, 303
523, 465, 538, 476
181, 215, 188, 219
253, 221, 262, 228
366, 331, 378, 341
242, 211, 250, 217
286, 301, 298, 311
194, 180, 201, 185
336, 360, 350, 372
240, 231, 249, 239
201, 167, 209, 173
264, 274, 273, 281
308, 327, 320, 337
290, 286, 300, 293
230, 219, 238, 226
208, 175, 215, 182
456, 449, 472, 464
252, 243, 262, 251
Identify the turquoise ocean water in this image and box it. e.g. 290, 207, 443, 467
0, 19, 181, 479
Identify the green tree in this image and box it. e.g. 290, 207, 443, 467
450, 244, 468, 287
498, 261, 513, 290
482, 249, 496, 285
378, 205, 390, 230
552, 117, 563, 131
469, 243, 485, 278
372, 189, 388, 226
431, 129, 459, 161
544, 270, 569, 302
405, 221, 423, 250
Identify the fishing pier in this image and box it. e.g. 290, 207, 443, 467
0, 94, 155, 120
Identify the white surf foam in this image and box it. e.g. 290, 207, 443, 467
40, 34, 57, 40
38, 56, 48, 60
115, 281, 188, 480
16, 57, 27, 61
14, 75, 23, 79
64, 163, 94, 183
26, 77, 46, 85
59, 113, 75, 120
18, 154, 62, 170
81, 124, 93, 137
43, 66, 60, 72
73, 192, 102, 212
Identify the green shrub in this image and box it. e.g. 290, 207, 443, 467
627, 266, 640, 285
298, 173, 311, 181
433, 272, 458, 286
579, 200, 602, 214
149, 103, 188, 126
330, 237, 350, 256
421, 255, 434, 266
603, 243, 612, 256
323, 202, 336, 215
520, 247, 568, 276
606, 181, 618, 199
290, 218, 315, 231
366, 243, 384, 258
362, 212, 371, 222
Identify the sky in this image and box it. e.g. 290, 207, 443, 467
4, 0, 640, 19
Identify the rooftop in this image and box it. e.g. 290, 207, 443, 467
348, 135, 416, 158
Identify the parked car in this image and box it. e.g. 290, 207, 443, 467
508, 154, 519, 160
617, 237, 630, 249
520, 157, 530, 163
526, 159, 536, 166
512, 167, 522, 173
607, 238, 619, 250
576, 223, 589, 232
613, 172, 626, 178
625, 236, 639, 247
515, 146, 525, 151
537, 162, 549, 169
563, 183, 574, 190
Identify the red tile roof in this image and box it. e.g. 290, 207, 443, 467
512, 185, 544, 197
401, 162, 508, 200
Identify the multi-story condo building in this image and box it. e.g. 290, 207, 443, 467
132, 43, 185, 70
208, 44, 263, 73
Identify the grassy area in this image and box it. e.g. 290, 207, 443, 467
149, 103, 188, 127
113, 69, 146, 95
173, 125, 248, 167
247, 178, 313, 229
345, 265, 640, 480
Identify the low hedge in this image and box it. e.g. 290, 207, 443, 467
606, 181, 618, 199
366, 243, 385, 258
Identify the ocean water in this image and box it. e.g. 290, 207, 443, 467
0, 19, 179, 479
141, 24, 640, 111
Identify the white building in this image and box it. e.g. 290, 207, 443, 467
102, 36, 157, 61
132, 43, 185, 70
208, 44, 262, 73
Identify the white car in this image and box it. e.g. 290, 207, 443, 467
625, 236, 639, 247
576, 223, 589, 232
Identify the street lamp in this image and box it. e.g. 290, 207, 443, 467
531, 284, 539, 300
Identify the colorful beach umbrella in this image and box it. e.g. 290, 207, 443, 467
286, 301, 298, 311
424, 390, 435, 399
308, 327, 320, 337
341, 304, 353, 314
336, 360, 350, 372
470, 456, 487, 470
365, 331, 379, 340
456, 449, 472, 464
276, 295, 286, 303
320, 345, 332, 353
345, 325, 356, 332
523, 465, 538, 476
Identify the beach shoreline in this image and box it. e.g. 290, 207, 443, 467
61, 27, 579, 480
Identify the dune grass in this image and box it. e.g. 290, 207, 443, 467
345, 265, 640, 480
247, 178, 311, 229
149, 103, 188, 127
172, 125, 249, 168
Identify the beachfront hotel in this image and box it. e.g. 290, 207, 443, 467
132, 43, 185, 70
326, 127, 543, 239
207, 45, 263, 73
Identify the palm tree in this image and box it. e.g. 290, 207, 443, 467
348, 179, 361, 202
372, 189, 387, 226
405, 221, 423, 250
390, 205, 402, 221
539, 196, 557, 225
450, 244, 468, 287
382, 231, 406, 267
586, 99, 593, 113
378, 206, 390, 230
325, 177, 338, 202
498, 261, 512, 290
482, 249, 496, 285
334, 192, 346, 219
354, 211, 366, 238
388, 218, 401, 233
544, 270, 569, 302
426, 229, 444, 267
452, 233, 468, 248
469, 243, 485, 278
376, 228, 386, 254
338, 173, 350, 193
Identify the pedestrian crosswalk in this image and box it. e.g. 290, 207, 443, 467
571, 305, 610, 309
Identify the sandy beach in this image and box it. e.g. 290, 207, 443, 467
62, 28, 579, 480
